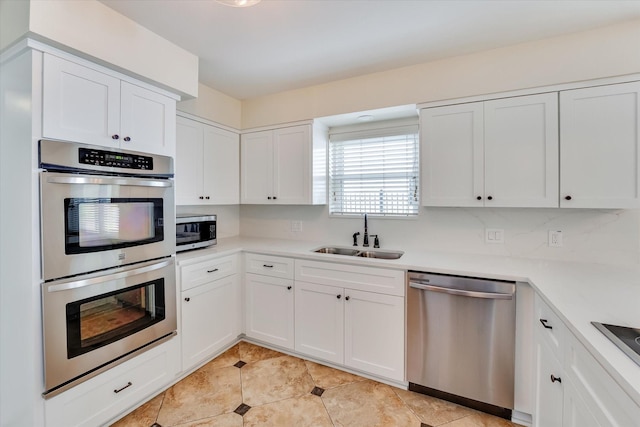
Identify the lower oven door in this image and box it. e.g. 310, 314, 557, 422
42, 258, 177, 397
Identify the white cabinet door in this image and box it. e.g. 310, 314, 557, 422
344, 289, 404, 382
563, 381, 600, 427
560, 81, 640, 208
175, 117, 204, 205
120, 81, 176, 157
241, 130, 273, 203
534, 339, 564, 427
244, 273, 294, 349
43, 54, 121, 147
294, 281, 344, 364
273, 125, 311, 204
421, 102, 484, 207
181, 274, 240, 372
484, 93, 559, 207
203, 124, 239, 204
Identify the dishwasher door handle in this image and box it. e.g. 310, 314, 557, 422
409, 281, 513, 300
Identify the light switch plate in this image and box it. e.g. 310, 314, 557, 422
485, 228, 504, 244
291, 220, 302, 232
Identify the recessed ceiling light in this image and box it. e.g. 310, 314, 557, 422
357, 115, 374, 122
216, 0, 261, 7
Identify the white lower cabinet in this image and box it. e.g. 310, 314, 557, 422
45, 337, 179, 427
533, 294, 640, 427
244, 253, 295, 349
294, 260, 405, 382
179, 254, 240, 373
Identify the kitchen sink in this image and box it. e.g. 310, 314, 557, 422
313, 246, 403, 259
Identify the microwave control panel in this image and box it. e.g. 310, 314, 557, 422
79, 147, 154, 170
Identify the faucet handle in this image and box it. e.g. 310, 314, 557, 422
352, 232, 360, 246
371, 235, 380, 248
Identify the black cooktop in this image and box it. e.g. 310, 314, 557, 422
592, 322, 640, 367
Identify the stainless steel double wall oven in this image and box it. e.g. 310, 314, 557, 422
39, 139, 177, 397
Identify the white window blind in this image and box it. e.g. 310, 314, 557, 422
329, 125, 419, 216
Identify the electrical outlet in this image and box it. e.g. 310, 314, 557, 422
549, 230, 563, 247
291, 220, 302, 232
485, 228, 504, 244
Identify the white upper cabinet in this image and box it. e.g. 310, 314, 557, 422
176, 116, 239, 205
43, 54, 176, 157
421, 93, 559, 207
560, 81, 640, 208
241, 123, 327, 205
421, 102, 484, 207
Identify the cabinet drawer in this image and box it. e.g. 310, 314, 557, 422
565, 333, 640, 427
245, 253, 294, 279
181, 254, 237, 291
45, 338, 179, 427
534, 294, 567, 356
295, 259, 405, 296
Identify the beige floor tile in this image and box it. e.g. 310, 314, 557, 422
204, 343, 241, 371
322, 379, 422, 427
156, 365, 242, 426
393, 387, 476, 426
440, 412, 522, 427
110, 392, 164, 427
241, 354, 315, 407
243, 394, 334, 427
172, 412, 244, 427
239, 341, 284, 364
304, 360, 365, 389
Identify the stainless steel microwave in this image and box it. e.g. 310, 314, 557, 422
176, 214, 216, 252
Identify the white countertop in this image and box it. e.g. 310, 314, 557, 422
177, 236, 640, 406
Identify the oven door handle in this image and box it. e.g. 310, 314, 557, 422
409, 280, 513, 300
47, 259, 173, 292
46, 176, 172, 188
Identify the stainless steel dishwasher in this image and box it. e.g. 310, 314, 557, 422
407, 271, 516, 420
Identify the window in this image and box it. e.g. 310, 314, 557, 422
329, 123, 419, 217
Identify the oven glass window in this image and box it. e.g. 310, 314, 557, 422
66, 279, 166, 358
65, 198, 164, 254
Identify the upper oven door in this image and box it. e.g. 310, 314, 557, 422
41, 172, 175, 281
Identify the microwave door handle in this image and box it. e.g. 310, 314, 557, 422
46, 176, 172, 188
47, 259, 172, 293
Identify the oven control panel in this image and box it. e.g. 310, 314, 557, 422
79, 147, 154, 170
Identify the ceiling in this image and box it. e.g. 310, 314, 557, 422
99, 0, 640, 100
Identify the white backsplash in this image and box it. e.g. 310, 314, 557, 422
239, 205, 640, 266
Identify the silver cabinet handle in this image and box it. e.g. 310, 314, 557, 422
114, 381, 132, 393
409, 281, 513, 300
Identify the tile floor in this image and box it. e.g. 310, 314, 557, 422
111, 341, 523, 427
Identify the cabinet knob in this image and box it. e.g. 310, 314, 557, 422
273, 196, 277, 200
111, 134, 120, 140
199, 196, 204, 199
337, 294, 342, 299
550, 375, 562, 384
565, 195, 572, 201
477, 196, 482, 201
539, 319, 553, 329
267, 196, 272, 200
345, 296, 350, 301
184, 297, 190, 302
123, 136, 131, 142
487, 196, 493, 201
287, 286, 292, 290
205, 196, 210, 200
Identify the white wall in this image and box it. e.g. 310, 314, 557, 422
241, 19, 640, 128
239, 205, 640, 267
24, 0, 198, 98
178, 83, 242, 130
0, 0, 29, 51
